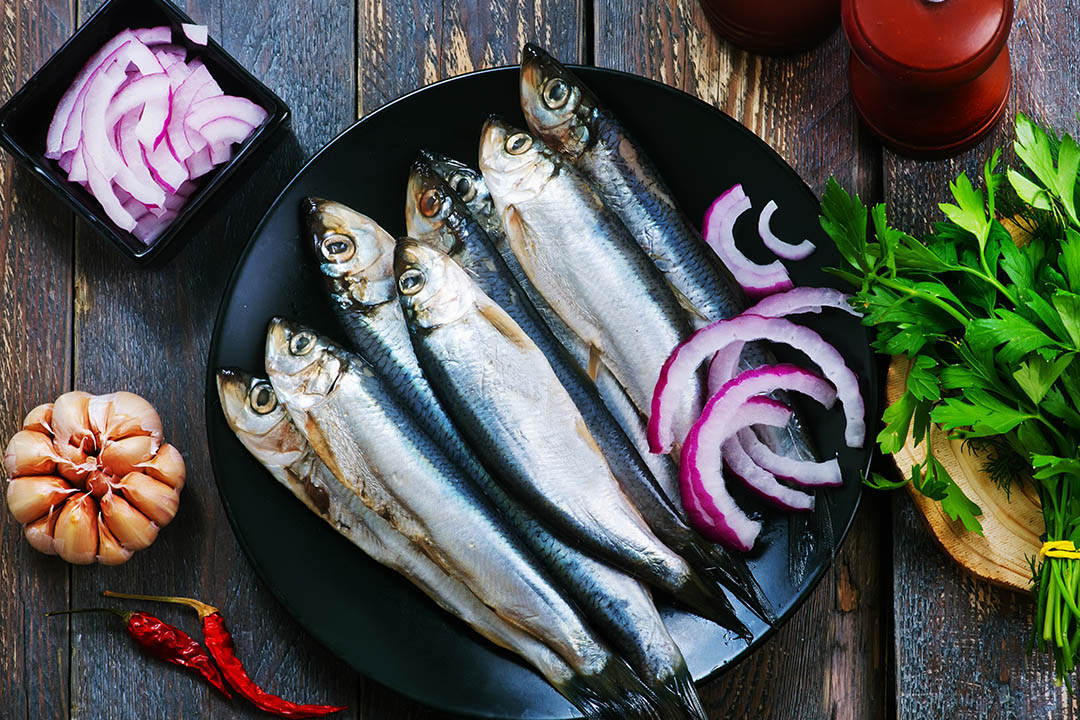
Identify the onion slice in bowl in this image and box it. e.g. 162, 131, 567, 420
758, 199, 816, 260
681, 365, 839, 550
181, 23, 209, 46
650, 313, 866, 453
703, 184, 793, 299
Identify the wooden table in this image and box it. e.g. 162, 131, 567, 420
2, 1, 1078, 718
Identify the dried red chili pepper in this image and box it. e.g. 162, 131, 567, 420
47, 608, 231, 698
104, 591, 347, 719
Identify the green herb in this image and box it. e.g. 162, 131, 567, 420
820, 113, 1080, 683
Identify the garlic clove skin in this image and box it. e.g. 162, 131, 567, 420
4, 430, 59, 478
22, 404, 54, 435
100, 491, 159, 550
99, 435, 160, 478
52, 493, 99, 564
53, 443, 95, 484
135, 444, 186, 490
6, 475, 76, 524
117, 472, 179, 526
25, 509, 60, 555
100, 392, 164, 443
51, 391, 95, 451
95, 513, 134, 565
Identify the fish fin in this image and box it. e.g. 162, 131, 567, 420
666, 282, 709, 325
683, 540, 776, 625
587, 343, 603, 383
560, 659, 665, 720
675, 569, 752, 641
650, 661, 707, 720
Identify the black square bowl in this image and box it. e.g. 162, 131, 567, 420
0, 0, 289, 265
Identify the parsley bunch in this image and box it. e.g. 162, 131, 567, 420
820, 114, 1080, 684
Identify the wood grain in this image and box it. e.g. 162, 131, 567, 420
64, 1, 358, 719
884, 1, 1080, 717
596, 4, 887, 719
0, 2, 75, 719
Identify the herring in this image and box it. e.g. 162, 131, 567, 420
409, 153, 773, 625
216, 368, 603, 716
264, 318, 665, 720
394, 239, 743, 631
478, 116, 704, 446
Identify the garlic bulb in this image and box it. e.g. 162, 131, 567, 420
2, 391, 184, 565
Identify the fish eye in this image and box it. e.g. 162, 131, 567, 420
450, 174, 476, 202
505, 132, 533, 156
290, 330, 317, 356
321, 233, 355, 263
419, 188, 444, 218
398, 267, 426, 296
542, 78, 570, 109
249, 382, 277, 414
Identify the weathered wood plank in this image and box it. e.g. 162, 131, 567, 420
65, 1, 358, 718
0, 2, 75, 719
596, 4, 887, 719
884, 1, 1080, 718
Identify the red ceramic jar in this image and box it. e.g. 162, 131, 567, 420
842, 0, 1014, 157
699, 0, 841, 56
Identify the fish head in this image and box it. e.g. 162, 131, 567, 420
519, 43, 594, 159
264, 318, 346, 413
216, 367, 307, 468
405, 155, 458, 252
478, 116, 556, 206
304, 198, 397, 309
394, 239, 474, 331
422, 150, 492, 217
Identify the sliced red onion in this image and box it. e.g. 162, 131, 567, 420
58, 150, 74, 174
208, 141, 234, 166
186, 96, 267, 130
181, 24, 209, 46
59, 43, 129, 155
165, 64, 215, 161
102, 72, 171, 150
185, 146, 214, 179
723, 419, 814, 512
132, 210, 177, 244
46, 30, 136, 157
133, 26, 172, 45
197, 116, 254, 147
68, 146, 87, 183
745, 286, 859, 319
84, 151, 136, 231
706, 286, 860, 395
681, 365, 837, 550
184, 81, 226, 153
737, 428, 843, 488
143, 141, 187, 194
702, 184, 793, 299
759, 200, 816, 260
650, 313, 864, 452
164, 58, 193, 87
80, 62, 128, 179
116, 111, 166, 207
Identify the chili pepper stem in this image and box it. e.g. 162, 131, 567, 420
46, 608, 132, 621
103, 590, 218, 618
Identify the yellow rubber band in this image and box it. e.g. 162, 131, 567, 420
1040, 540, 1080, 559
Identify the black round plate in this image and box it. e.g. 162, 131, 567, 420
206, 66, 879, 720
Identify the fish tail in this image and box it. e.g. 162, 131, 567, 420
561, 659, 666, 720
683, 540, 776, 624
648, 661, 708, 720
674, 569, 752, 640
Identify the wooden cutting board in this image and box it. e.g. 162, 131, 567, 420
886, 355, 1044, 593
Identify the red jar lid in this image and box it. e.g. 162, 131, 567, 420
844, 0, 1013, 86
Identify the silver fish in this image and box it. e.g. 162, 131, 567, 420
519, 45, 832, 577
478, 117, 704, 446
395, 239, 739, 631
264, 318, 664, 720
418, 151, 684, 506
215, 368, 609, 714
410, 153, 773, 624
